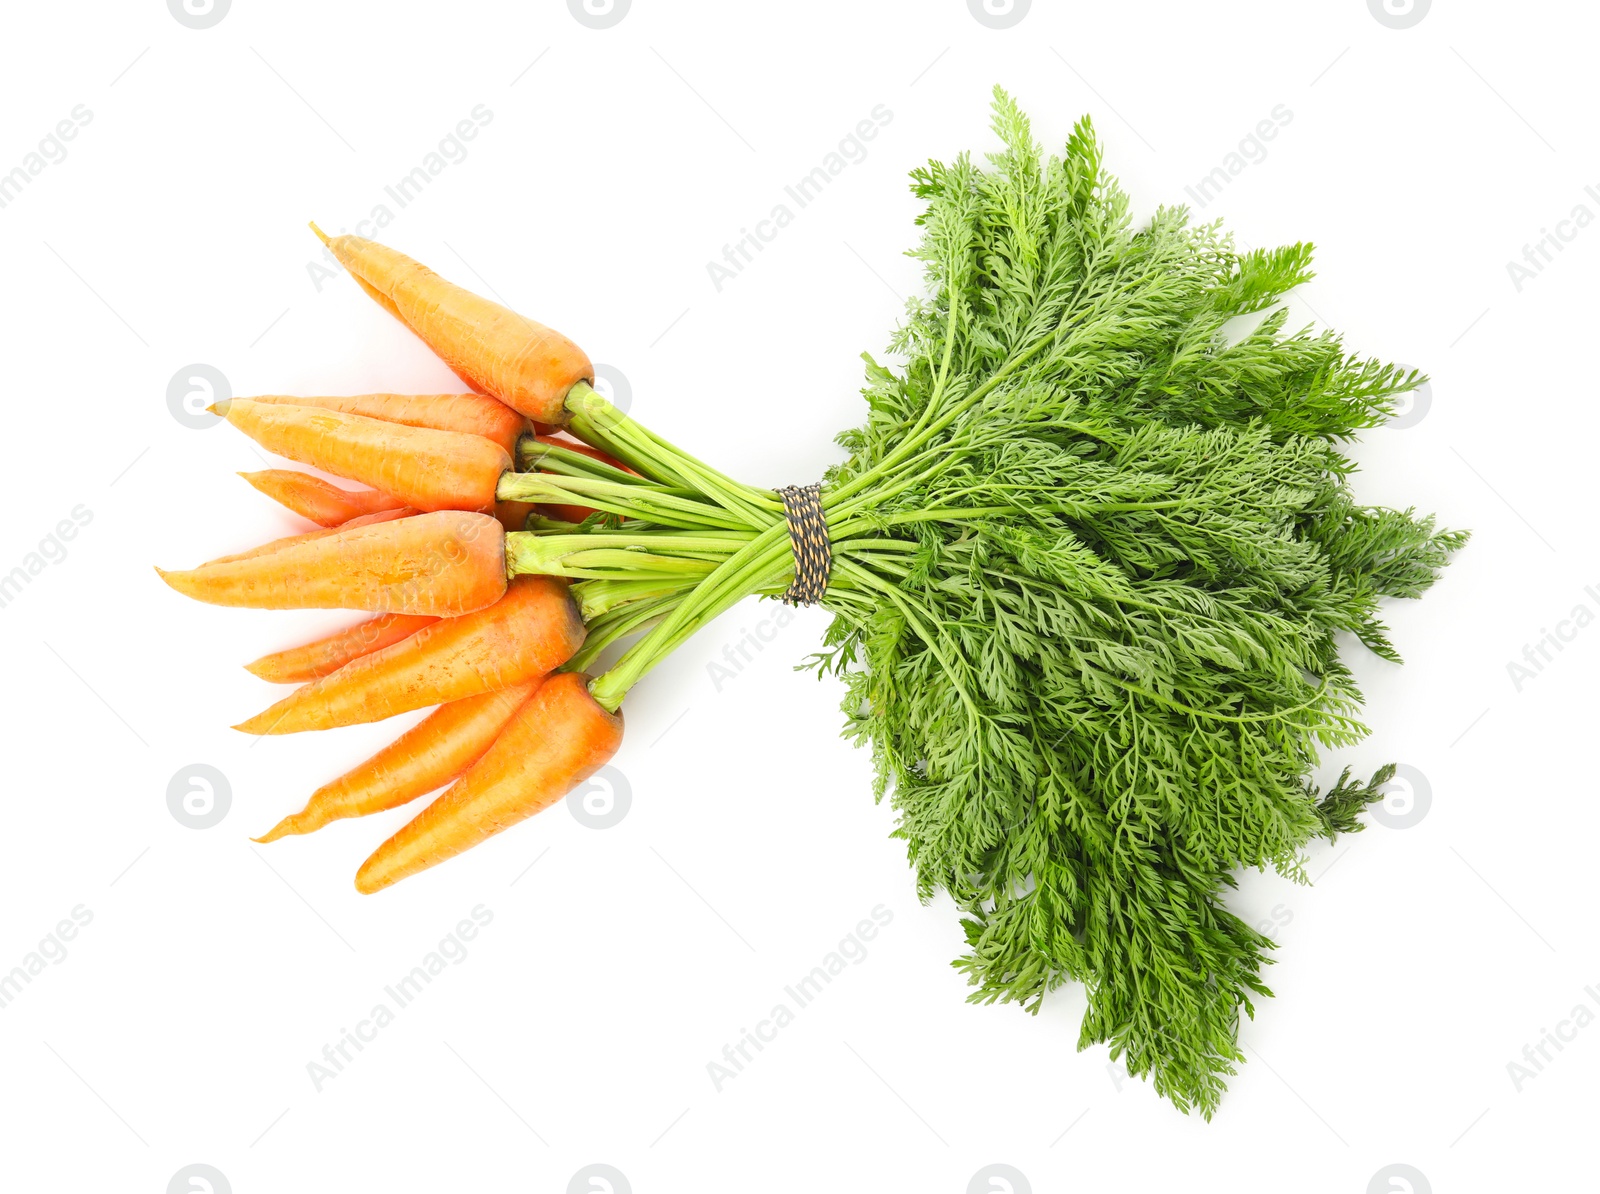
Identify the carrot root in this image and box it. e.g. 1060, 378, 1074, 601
254, 683, 536, 841
240, 469, 404, 527
158, 509, 507, 616
234, 575, 582, 735
222, 398, 511, 514
242, 393, 527, 455
319, 232, 591, 425
245, 612, 439, 684
355, 672, 623, 893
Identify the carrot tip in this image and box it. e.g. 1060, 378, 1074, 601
309, 220, 330, 245
253, 812, 302, 843
209, 398, 232, 416
354, 869, 385, 895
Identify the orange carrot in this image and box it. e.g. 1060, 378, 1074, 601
495, 500, 537, 533
245, 612, 439, 683
253, 683, 536, 841
243, 393, 527, 454
159, 510, 506, 616
355, 672, 623, 893
312, 226, 591, 425
201, 507, 414, 566
220, 398, 511, 514
539, 501, 598, 526
240, 469, 403, 527
234, 575, 582, 735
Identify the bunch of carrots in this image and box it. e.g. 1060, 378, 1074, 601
162, 227, 646, 893
160, 96, 1463, 1111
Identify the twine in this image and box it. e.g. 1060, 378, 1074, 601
776, 483, 831, 606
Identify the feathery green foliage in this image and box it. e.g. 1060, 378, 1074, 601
508, 88, 1465, 1116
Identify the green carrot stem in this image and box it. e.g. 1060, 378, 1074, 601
506, 535, 726, 583
572, 577, 704, 620
587, 528, 795, 711
564, 383, 780, 527
515, 436, 668, 488
496, 473, 755, 530
565, 593, 680, 672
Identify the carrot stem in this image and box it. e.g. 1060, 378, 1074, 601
563, 383, 780, 526
565, 593, 679, 672
569, 577, 701, 620
496, 473, 754, 531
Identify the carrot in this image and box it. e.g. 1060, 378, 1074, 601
253, 683, 536, 841
355, 672, 623, 893
243, 393, 527, 454
220, 398, 511, 514
540, 502, 599, 526
311, 225, 591, 425
245, 612, 439, 683
234, 575, 582, 735
240, 469, 403, 527
158, 510, 506, 616
200, 507, 415, 566
495, 500, 537, 533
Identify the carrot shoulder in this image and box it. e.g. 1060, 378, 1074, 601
235, 575, 583, 734
243, 393, 527, 455
356, 672, 623, 893
240, 469, 404, 527
158, 510, 506, 616
314, 229, 591, 426
254, 683, 536, 841
221, 398, 511, 514
245, 612, 439, 683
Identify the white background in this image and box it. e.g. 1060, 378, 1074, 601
0, 1, 1593, 1191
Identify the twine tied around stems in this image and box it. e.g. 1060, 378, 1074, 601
776, 483, 830, 606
